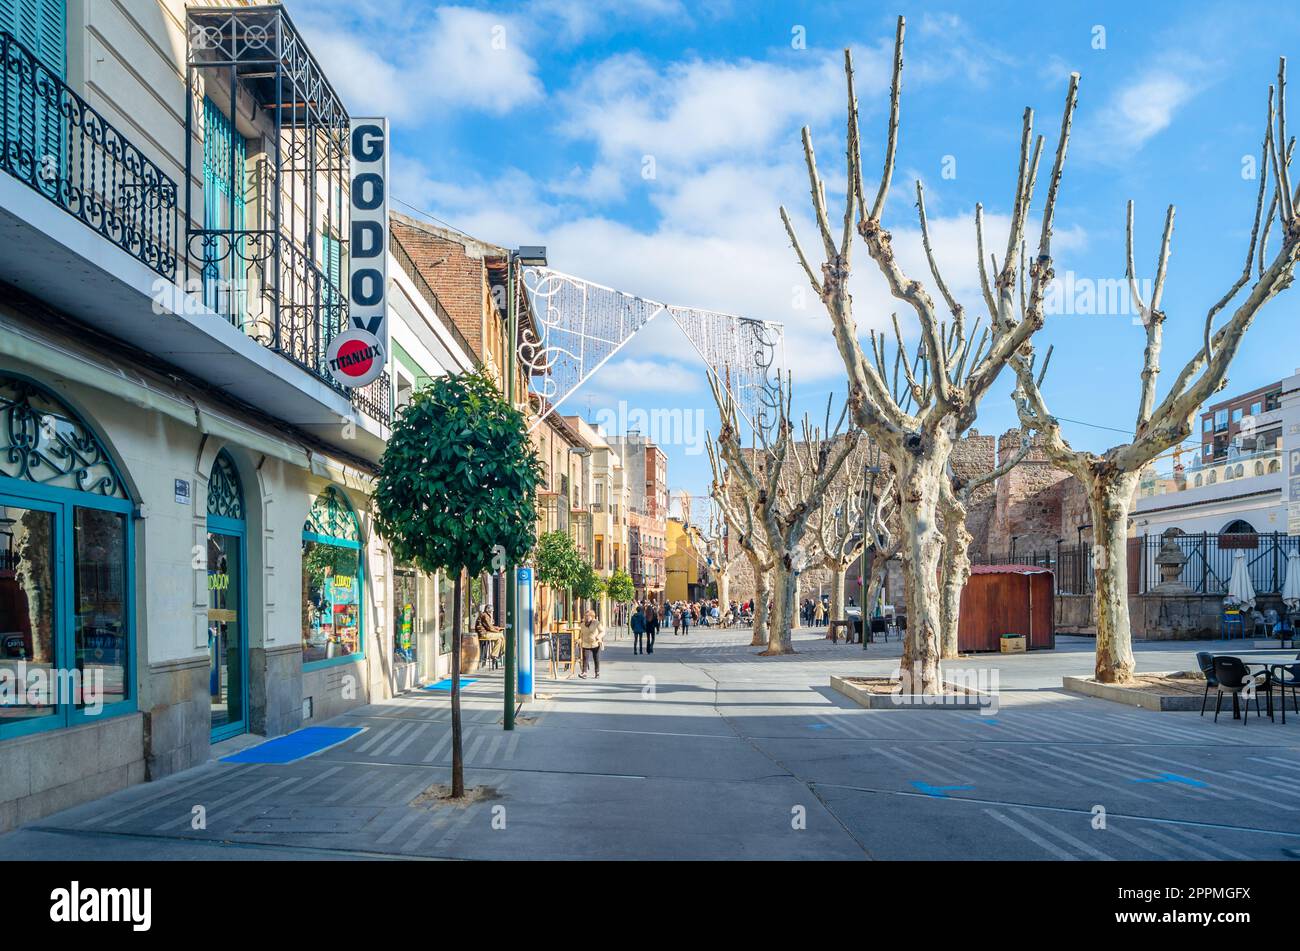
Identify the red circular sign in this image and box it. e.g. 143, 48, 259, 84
336, 338, 375, 379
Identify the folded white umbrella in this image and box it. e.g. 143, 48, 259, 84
1225, 550, 1256, 611
1283, 551, 1300, 612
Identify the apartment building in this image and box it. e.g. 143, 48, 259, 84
609, 433, 667, 602
0, 0, 474, 831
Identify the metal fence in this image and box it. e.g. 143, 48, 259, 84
977, 532, 1300, 599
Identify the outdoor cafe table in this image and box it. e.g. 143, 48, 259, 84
1210, 649, 1300, 722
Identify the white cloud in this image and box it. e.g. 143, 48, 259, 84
1094, 71, 1196, 153
299, 6, 543, 121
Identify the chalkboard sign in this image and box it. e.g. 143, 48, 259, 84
554, 632, 574, 663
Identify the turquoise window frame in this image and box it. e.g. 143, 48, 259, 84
301, 489, 364, 673
0, 471, 136, 742
206, 450, 248, 742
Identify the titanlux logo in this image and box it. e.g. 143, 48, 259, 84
49, 881, 151, 931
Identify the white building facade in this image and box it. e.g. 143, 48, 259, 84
0, 0, 471, 831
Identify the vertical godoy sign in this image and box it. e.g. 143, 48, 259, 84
326, 118, 389, 388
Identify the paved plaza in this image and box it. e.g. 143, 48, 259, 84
4, 629, 1299, 860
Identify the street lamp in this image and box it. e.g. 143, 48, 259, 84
505, 244, 546, 731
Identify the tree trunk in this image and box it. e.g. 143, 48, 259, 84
450, 569, 465, 799
939, 497, 972, 660
717, 569, 730, 612
1089, 471, 1138, 684
764, 559, 798, 655
750, 563, 770, 648
898, 459, 944, 694
829, 566, 847, 624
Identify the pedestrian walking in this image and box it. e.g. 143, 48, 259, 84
630, 603, 646, 655
813, 600, 825, 627
681, 604, 691, 636
578, 608, 605, 679
645, 602, 659, 653
673, 603, 682, 636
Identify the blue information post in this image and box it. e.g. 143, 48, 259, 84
515, 566, 534, 698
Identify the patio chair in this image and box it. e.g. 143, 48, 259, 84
1271, 654, 1300, 724
869, 616, 888, 644
1211, 656, 1274, 724
1195, 651, 1218, 717
894, 615, 907, 641
1221, 610, 1245, 639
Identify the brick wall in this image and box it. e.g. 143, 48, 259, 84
391, 214, 493, 360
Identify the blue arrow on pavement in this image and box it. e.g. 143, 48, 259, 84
911, 780, 974, 798
1130, 772, 1207, 788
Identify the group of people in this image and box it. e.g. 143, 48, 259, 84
801, 596, 832, 627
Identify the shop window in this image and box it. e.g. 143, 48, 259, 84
394, 566, 417, 666
301, 487, 363, 668
0, 374, 133, 740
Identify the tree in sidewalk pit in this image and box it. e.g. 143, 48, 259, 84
810, 442, 900, 627
373, 370, 540, 799
707, 370, 862, 655
938, 434, 1032, 659
782, 15, 1078, 691
1011, 59, 1300, 684
605, 568, 636, 628
706, 459, 774, 648
533, 529, 585, 635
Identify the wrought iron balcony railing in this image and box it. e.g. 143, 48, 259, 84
0, 31, 179, 278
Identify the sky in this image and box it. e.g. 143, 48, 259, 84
294, 0, 1300, 504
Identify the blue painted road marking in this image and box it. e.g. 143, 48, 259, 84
221, 726, 363, 764
911, 781, 974, 798
1130, 773, 1208, 788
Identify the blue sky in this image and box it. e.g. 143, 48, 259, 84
297, 0, 1300, 501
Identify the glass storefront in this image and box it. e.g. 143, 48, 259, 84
0, 375, 134, 739
302, 487, 364, 667
207, 451, 247, 740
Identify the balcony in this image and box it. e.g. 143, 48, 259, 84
1137, 449, 1284, 503
0, 20, 390, 455
185, 6, 390, 432
0, 31, 178, 277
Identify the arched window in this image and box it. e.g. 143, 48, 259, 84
207, 451, 246, 740
1234, 464, 1245, 479
1207, 470, 1217, 484
1194, 474, 1203, 488
302, 487, 363, 667
1223, 519, 1257, 536
1254, 461, 1264, 476
0, 374, 134, 739
1269, 459, 1281, 473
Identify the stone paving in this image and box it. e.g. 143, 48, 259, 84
3, 627, 1299, 860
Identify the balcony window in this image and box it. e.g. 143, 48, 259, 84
201, 97, 248, 325
1214, 409, 1228, 431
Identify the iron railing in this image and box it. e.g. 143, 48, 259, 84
0, 30, 178, 278
980, 532, 1300, 599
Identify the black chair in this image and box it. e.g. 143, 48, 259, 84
1270, 653, 1300, 724
1195, 651, 1218, 717
869, 616, 888, 644
1211, 656, 1274, 724
894, 615, 907, 642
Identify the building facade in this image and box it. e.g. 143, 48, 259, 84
0, 0, 478, 831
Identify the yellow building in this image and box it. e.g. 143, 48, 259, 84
666, 517, 708, 602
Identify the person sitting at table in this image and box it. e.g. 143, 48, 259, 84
474, 605, 505, 659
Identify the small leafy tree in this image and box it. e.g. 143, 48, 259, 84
606, 568, 636, 627
533, 530, 584, 634
574, 561, 606, 615
373, 370, 540, 798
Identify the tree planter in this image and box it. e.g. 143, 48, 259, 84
1062, 672, 1206, 711
830, 675, 995, 712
